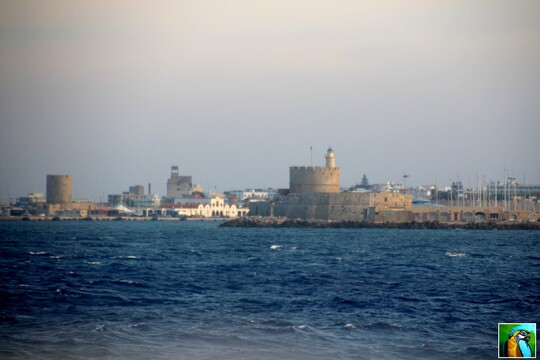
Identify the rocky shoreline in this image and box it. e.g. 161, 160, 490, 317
0, 216, 226, 222
220, 216, 540, 230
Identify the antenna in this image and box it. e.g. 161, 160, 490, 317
310, 146, 313, 167
435, 174, 439, 206
449, 175, 453, 207
402, 173, 409, 193
503, 167, 507, 211
495, 180, 498, 208
402, 173, 409, 209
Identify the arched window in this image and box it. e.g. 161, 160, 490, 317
474, 212, 486, 222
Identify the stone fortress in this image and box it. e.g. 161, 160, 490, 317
289, 149, 340, 194
250, 148, 538, 223
44, 175, 97, 217
251, 148, 410, 221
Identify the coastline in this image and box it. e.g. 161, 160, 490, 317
3, 215, 540, 230
220, 216, 540, 230
0, 215, 226, 222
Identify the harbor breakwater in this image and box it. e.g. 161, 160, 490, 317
221, 216, 540, 230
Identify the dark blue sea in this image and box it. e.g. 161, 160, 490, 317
1, 221, 538, 359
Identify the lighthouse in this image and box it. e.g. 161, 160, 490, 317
325, 148, 336, 168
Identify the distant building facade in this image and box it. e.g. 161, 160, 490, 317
132, 194, 161, 208
144, 195, 248, 218
166, 166, 193, 199
227, 189, 277, 202
129, 185, 145, 196
108, 184, 157, 207
18, 192, 46, 206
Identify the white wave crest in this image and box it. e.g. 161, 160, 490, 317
295, 324, 314, 331
118, 280, 135, 284
270, 245, 282, 250
445, 251, 468, 257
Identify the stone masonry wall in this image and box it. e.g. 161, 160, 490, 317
289, 167, 340, 194
273, 192, 371, 221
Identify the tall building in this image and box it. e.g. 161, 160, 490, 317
166, 166, 193, 199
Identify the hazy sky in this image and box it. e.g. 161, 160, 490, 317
1, 1, 539, 201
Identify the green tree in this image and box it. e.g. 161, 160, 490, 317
360, 174, 370, 189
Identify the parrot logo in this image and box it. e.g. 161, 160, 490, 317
503, 327, 533, 358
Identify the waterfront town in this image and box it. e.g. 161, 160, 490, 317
2, 149, 540, 224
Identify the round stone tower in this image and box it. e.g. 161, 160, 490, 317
289, 148, 340, 193
46, 175, 73, 204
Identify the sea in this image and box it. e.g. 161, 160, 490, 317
0, 221, 538, 360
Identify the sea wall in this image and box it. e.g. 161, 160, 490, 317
272, 192, 371, 221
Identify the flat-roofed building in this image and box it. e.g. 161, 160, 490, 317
166, 166, 193, 199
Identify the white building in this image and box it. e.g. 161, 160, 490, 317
18, 192, 46, 205
144, 195, 248, 218
132, 194, 161, 208
228, 189, 277, 201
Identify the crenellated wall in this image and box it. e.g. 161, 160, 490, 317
289, 167, 340, 194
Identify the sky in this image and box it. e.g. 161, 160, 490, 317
1, 1, 539, 201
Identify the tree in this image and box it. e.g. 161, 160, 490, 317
360, 174, 370, 189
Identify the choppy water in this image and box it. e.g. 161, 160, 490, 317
1, 221, 538, 359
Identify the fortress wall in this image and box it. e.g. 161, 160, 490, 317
327, 193, 371, 220
289, 167, 340, 194
273, 193, 325, 219
327, 193, 371, 206
371, 193, 412, 208
273, 192, 371, 221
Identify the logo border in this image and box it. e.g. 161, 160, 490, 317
498, 323, 537, 359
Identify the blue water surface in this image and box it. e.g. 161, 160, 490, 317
0, 221, 538, 359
